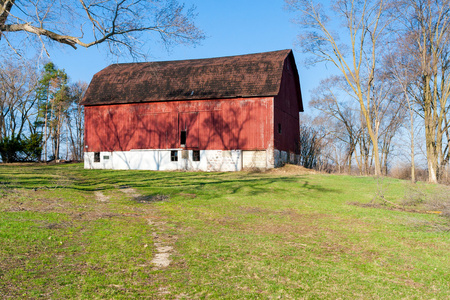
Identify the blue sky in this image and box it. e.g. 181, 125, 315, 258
47, 0, 324, 111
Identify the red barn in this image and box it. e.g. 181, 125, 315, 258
81, 49, 303, 171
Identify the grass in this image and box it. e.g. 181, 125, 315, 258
0, 163, 449, 299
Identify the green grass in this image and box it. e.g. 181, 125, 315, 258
0, 163, 449, 299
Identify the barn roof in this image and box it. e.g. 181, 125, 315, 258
81, 49, 299, 106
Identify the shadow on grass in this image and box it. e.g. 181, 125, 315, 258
0, 164, 341, 200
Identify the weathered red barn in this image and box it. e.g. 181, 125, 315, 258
81, 49, 303, 171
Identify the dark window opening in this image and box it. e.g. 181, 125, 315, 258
278, 123, 282, 134
171, 150, 178, 162
180, 130, 187, 146
103, 155, 109, 160
193, 150, 200, 161
94, 152, 100, 162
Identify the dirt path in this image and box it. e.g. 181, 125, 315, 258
93, 187, 178, 297
116, 187, 175, 269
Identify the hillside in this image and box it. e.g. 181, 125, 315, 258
1, 163, 449, 298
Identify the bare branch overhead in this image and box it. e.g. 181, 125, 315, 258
0, 0, 204, 58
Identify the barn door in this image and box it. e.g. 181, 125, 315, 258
179, 112, 199, 148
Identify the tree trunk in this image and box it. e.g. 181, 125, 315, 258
0, 0, 14, 28
424, 116, 439, 183
410, 111, 415, 183
43, 104, 48, 162
423, 75, 439, 183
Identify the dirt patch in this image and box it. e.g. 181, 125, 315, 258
265, 164, 317, 175
118, 187, 169, 203
135, 194, 169, 203
118, 187, 141, 198
94, 191, 109, 202
146, 219, 176, 269
151, 244, 173, 268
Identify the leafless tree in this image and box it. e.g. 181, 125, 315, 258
378, 97, 406, 175
0, 56, 42, 162
384, 44, 419, 182
286, 0, 394, 176
66, 81, 87, 161
0, 57, 39, 140
0, 0, 204, 58
310, 69, 404, 176
298, 117, 327, 170
392, 0, 450, 183
310, 76, 362, 173
312, 115, 354, 173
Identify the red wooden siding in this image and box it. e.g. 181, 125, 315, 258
274, 57, 301, 153
84, 97, 274, 152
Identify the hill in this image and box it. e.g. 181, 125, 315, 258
0, 163, 449, 298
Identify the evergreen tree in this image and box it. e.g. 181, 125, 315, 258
35, 62, 69, 161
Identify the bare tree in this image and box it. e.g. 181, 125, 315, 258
0, 0, 204, 58
0, 57, 39, 140
393, 0, 450, 183
310, 76, 361, 173
286, 0, 394, 176
384, 45, 418, 182
310, 69, 404, 176
66, 81, 87, 161
0, 56, 42, 162
298, 117, 327, 170
378, 97, 406, 175
312, 115, 354, 173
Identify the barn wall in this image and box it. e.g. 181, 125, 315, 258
273, 56, 301, 160
84, 97, 274, 153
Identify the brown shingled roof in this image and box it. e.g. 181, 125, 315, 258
81, 49, 294, 106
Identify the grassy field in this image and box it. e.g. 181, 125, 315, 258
0, 163, 449, 299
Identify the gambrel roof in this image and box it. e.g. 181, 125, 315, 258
81, 49, 300, 107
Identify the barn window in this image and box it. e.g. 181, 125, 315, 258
278, 123, 282, 134
103, 155, 110, 160
171, 150, 178, 162
94, 152, 100, 162
180, 130, 187, 146
193, 150, 200, 161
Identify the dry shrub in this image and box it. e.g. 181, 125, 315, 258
425, 191, 450, 217
400, 184, 427, 207
246, 167, 264, 173
353, 180, 450, 221
401, 184, 450, 218
265, 164, 317, 175
389, 164, 428, 182
438, 168, 450, 185
390, 165, 412, 180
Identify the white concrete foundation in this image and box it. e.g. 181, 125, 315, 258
242, 150, 274, 169
85, 149, 243, 171
84, 148, 289, 171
